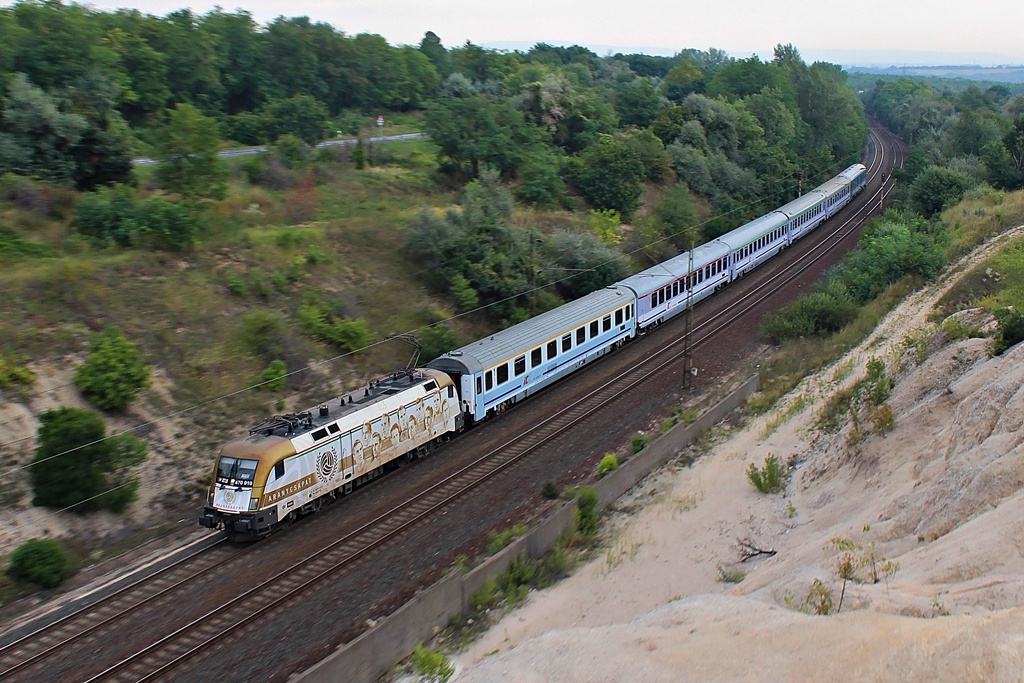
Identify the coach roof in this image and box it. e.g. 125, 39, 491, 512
428, 286, 632, 373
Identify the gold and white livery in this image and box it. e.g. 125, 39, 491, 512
200, 369, 462, 540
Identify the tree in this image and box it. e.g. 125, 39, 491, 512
615, 77, 664, 128
910, 166, 974, 217
424, 94, 540, 177
548, 229, 628, 300
30, 407, 147, 513
653, 182, 699, 248
0, 73, 87, 185
8, 538, 74, 589
573, 134, 646, 218
154, 102, 228, 201
260, 95, 332, 145
73, 326, 151, 411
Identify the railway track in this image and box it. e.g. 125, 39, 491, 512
0, 123, 902, 683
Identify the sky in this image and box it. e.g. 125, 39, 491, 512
13, 0, 1024, 65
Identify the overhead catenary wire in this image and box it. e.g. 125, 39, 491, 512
0, 149, 866, 489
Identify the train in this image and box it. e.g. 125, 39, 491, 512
199, 163, 867, 540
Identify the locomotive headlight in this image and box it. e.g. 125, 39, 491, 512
249, 499, 258, 510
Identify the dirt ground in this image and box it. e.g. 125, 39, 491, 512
453, 226, 1024, 682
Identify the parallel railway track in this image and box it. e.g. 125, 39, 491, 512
0, 123, 902, 682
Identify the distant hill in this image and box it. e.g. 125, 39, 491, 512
846, 64, 1024, 84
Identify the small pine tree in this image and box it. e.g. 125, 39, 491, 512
746, 454, 787, 494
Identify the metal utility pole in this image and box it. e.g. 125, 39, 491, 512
682, 239, 694, 390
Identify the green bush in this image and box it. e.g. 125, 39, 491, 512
486, 523, 527, 555
992, 306, 1024, 355
31, 407, 148, 513
631, 434, 650, 453
0, 357, 35, 389
73, 326, 151, 411
410, 643, 453, 683
261, 360, 286, 391
575, 486, 600, 537
597, 453, 619, 478
8, 538, 74, 589
746, 454, 787, 494
297, 300, 373, 353
541, 480, 560, 499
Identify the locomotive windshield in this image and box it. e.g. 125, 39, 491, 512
217, 457, 258, 486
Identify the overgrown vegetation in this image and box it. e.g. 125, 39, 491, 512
486, 523, 528, 555
410, 643, 454, 683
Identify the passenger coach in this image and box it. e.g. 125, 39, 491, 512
429, 287, 636, 422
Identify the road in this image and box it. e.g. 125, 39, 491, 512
131, 132, 427, 166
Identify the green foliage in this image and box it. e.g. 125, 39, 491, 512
297, 298, 373, 353
30, 406, 147, 513
992, 306, 1024, 355
410, 643, 453, 683
0, 357, 35, 389
652, 182, 699, 249
155, 103, 228, 201
615, 77, 664, 128
73, 326, 151, 411
548, 229, 628, 300
761, 280, 858, 344
260, 359, 286, 391
541, 480, 560, 499
486, 523, 528, 555
746, 454, 787, 494
631, 433, 650, 453
911, 166, 974, 217
588, 209, 621, 244
0, 73, 86, 185
417, 323, 459, 363
405, 169, 535, 319
572, 134, 646, 218
597, 453, 619, 478
261, 95, 332, 145
575, 486, 600, 537
271, 134, 311, 169
514, 149, 567, 207
7, 538, 74, 589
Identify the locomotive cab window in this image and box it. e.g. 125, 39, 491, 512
496, 364, 509, 385
273, 460, 285, 481
514, 355, 526, 377
217, 457, 258, 484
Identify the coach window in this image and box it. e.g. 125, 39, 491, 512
514, 355, 526, 377
562, 334, 572, 353
650, 293, 657, 308
576, 327, 586, 344
602, 315, 611, 332
590, 320, 599, 337
672, 281, 678, 297
485, 371, 494, 391
615, 308, 623, 326
547, 340, 557, 359
626, 304, 632, 320
531, 348, 542, 367
496, 363, 509, 385
478, 375, 484, 393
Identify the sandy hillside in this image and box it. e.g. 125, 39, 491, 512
454, 227, 1024, 682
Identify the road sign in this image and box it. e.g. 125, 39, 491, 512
377, 116, 384, 127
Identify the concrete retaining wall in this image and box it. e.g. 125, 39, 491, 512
295, 375, 758, 683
